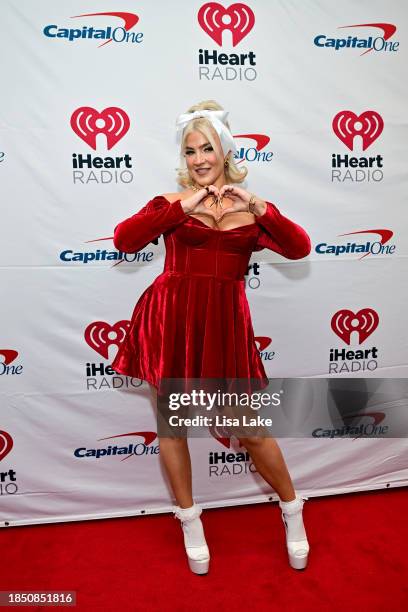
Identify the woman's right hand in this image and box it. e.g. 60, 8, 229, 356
181, 185, 220, 222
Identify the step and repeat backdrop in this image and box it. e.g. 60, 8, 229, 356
1, 1, 407, 526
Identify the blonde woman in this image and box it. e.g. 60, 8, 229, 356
112, 101, 312, 574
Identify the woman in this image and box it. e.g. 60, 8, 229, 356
111, 100, 312, 574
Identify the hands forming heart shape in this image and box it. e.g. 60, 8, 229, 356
194, 184, 252, 223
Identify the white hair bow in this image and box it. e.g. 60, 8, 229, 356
175, 109, 237, 157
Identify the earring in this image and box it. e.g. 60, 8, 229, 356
224, 158, 229, 168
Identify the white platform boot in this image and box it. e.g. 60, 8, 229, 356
172, 502, 210, 575
278, 494, 310, 570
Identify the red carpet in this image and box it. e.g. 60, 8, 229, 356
1, 488, 407, 611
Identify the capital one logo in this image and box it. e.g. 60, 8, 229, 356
316, 229, 395, 260
43, 12, 143, 48
254, 336, 271, 351
0, 350, 18, 367
332, 111, 383, 151
70, 107, 130, 150
347, 411, 387, 440
337, 229, 394, 260
0, 349, 23, 376
84, 321, 130, 358
254, 336, 275, 361
198, 2, 255, 46
331, 309, 379, 345
0, 430, 13, 461
98, 431, 157, 461
234, 134, 273, 164
314, 23, 398, 56
71, 11, 139, 48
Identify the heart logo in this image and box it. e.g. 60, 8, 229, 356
332, 110, 384, 151
84, 321, 130, 359
208, 424, 246, 448
0, 430, 13, 462
198, 2, 255, 47
70, 107, 130, 150
331, 308, 379, 345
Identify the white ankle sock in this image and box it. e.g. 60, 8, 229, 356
280, 497, 298, 509
177, 504, 199, 519
182, 516, 206, 548
279, 496, 308, 542
175, 503, 206, 548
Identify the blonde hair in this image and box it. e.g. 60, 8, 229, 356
176, 100, 248, 188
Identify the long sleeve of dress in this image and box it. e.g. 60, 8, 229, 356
113, 196, 189, 253
254, 201, 311, 259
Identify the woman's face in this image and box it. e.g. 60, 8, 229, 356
183, 129, 225, 187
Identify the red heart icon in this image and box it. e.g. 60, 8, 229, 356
70, 107, 130, 150
0, 430, 13, 462
208, 424, 246, 448
331, 308, 379, 345
332, 110, 384, 151
84, 321, 130, 359
198, 2, 255, 47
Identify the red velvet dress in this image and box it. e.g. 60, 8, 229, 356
111, 196, 311, 391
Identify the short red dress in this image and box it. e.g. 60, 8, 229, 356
111, 196, 310, 392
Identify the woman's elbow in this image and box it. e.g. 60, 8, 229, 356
113, 228, 133, 253
288, 236, 312, 260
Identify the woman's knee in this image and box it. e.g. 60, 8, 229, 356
158, 436, 188, 446
148, 383, 157, 401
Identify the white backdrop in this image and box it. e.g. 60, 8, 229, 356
1, 0, 407, 526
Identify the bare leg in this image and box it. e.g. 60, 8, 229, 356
149, 384, 194, 508
158, 437, 194, 508
238, 436, 296, 502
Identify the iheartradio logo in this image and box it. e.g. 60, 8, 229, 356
197, 3, 257, 81
0, 430, 13, 461
83, 320, 144, 390
70, 107, 134, 185
331, 308, 379, 345
198, 2, 255, 46
329, 308, 380, 373
332, 110, 383, 151
331, 110, 384, 183
84, 321, 130, 359
234, 133, 273, 166
71, 107, 130, 150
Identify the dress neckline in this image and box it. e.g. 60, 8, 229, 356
188, 215, 258, 233
161, 195, 258, 233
